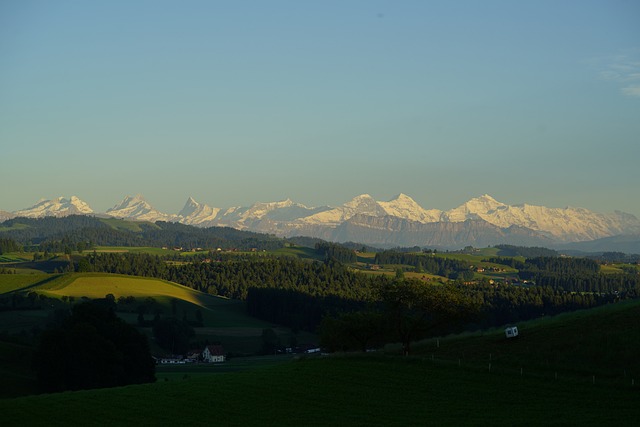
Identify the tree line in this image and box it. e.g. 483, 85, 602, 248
0, 238, 22, 254
315, 242, 358, 263
493, 244, 559, 257
374, 250, 470, 278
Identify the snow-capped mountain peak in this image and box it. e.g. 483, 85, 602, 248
12, 196, 94, 218
465, 194, 505, 211
378, 194, 442, 223
299, 194, 384, 226
5, 193, 640, 245
178, 197, 220, 225
343, 194, 386, 215
444, 194, 506, 222
178, 197, 202, 217
107, 195, 177, 222
108, 195, 151, 215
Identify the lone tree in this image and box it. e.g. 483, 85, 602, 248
380, 279, 476, 356
33, 301, 156, 392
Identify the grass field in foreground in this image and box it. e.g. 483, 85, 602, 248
1, 355, 637, 426
411, 299, 640, 381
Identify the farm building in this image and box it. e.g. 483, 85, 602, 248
202, 345, 226, 363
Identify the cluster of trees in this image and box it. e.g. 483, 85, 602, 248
485, 256, 605, 277
84, 252, 383, 301
465, 283, 618, 326
33, 302, 155, 392
374, 250, 470, 278
165, 256, 384, 300
523, 271, 639, 294
482, 257, 527, 269
510, 256, 638, 294
593, 252, 640, 263
0, 238, 22, 254
315, 242, 357, 263
320, 279, 476, 355
79, 252, 169, 277
522, 257, 600, 275
246, 288, 369, 333
494, 245, 559, 257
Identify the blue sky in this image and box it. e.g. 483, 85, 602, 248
1, 0, 639, 216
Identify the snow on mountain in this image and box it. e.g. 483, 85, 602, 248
378, 193, 443, 223
209, 199, 329, 231
443, 194, 506, 222
178, 197, 221, 225
5, 193, 640, 247
441, 195, 640, 241
0, 210, 16, 221
12, 196, 94, 218
297, 193, 441, 228
232, 199, 311, 222
298, 194, 387, 226
106, 194, 178, 222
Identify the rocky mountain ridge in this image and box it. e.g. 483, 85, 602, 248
4, 193, 640, 248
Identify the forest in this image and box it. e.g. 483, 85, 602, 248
60, 250, 639, 334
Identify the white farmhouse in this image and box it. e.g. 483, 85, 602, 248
202, 345, 226, 363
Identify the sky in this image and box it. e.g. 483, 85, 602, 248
1, 0, 639, 217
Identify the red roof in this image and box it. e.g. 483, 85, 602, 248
205, 345, 225, 356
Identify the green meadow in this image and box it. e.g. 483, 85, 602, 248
1, 354, 637, 426
0, 252, 33, 263
93, 246, 177, 255
0, 273, 50, 293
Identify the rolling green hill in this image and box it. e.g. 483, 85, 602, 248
0, 353, 637, 426
34, 273, 214, 306
0, 273, 311, 357
410, 299, 640, 382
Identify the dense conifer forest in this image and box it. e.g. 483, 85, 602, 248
70, 251, 637, 333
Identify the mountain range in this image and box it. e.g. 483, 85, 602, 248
3, 194, 640, 250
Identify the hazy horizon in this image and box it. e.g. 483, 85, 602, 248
2, 1, 639, 216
